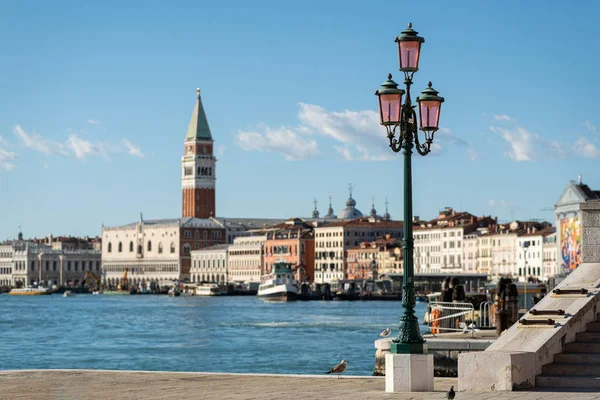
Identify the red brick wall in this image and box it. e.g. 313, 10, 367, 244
182, 188, 215, 219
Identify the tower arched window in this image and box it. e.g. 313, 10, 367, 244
129, 241, 134, 252
158, 243, 163, 254
118, 242, 122, 253
147, 241, 152, 252
138, 245, 142, 255
108, 243, 112, 253
170, 242, 175, 254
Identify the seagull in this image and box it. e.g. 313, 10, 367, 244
446, 385, 455, 399
379, 327, 392, 337
326, 360, 347, 379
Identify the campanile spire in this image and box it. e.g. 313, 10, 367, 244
181, 88, 216, 219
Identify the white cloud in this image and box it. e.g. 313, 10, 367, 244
467, 148, 479, 161
217, 145, 225, 156
584, 120, 597, 134
335, 145, 354, 161
0, 149, 16, 171
87, 119, 100, 125
13, 125, 68, 156
237, 103, 475, 162
492, 124, 538, 161
237, 125, 318, 161
0, 136, 8, 147
573, 137, 600, 159
122, 139, 145, 158
488, 199, 496, 207
493, 114, 515, 122
67, 135, 108, 160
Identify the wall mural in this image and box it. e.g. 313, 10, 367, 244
560, 217, 582, 270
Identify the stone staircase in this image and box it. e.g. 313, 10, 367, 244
536, 315, 600, 389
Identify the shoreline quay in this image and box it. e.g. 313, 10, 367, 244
0, 369, 596, 399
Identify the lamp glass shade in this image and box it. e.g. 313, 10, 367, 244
418, 100, 441, 131
398, 41, 422, 72
378, 93, 402, 125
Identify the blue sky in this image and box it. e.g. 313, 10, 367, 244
1, 0, 599, 240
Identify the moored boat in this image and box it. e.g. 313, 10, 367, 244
10, 286, 52, 296
63, 290, 76, 297
196, 283, 222, 296
257, 262, 298, 302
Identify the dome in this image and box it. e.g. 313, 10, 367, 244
346, 197, 357, 207
383, 211, 391, 221
338, 207, 363, 220
312, 209, 320, 218
370, 205, 377, 218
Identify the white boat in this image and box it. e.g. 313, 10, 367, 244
92, 290, 103, 295
257, 262, 298, 302
9, 286, 52, 296
197, 284, 222, 296
63, 290, 76, 297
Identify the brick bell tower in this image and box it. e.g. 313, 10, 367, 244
181, 88, 216, 219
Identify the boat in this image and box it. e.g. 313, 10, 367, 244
196, 283, 222, 296
92, 290, 103, 295
168, 286, 181, 297
257, 262, 298, 302
9, 286, 52, 296
63, 290, 76, 297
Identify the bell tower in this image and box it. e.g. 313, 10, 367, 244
182, 88, 216, 219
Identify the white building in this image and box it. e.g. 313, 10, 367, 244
101, 216, 224, 287
463, 232, 479, 273
0, 232, 100, 288
227, 235, 265, 283
516, 230, 544, 282
543, 230, 558, 279
190, 244, 229, 283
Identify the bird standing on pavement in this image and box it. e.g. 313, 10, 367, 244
325, 360, 347, 379
446, 385, 455, 399
379, 327, 391, 337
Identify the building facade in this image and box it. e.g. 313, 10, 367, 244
227, 235, 265, 283
190, 244, 229, 283
346, 236, 403, 280
554, 176, 599, 272
101, 216, 225, 287
314, 217, 404, 284
262, 219, 315, 283
542, 230, 558, 279
0, 233, 100, 288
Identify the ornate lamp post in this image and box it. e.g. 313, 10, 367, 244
375, 23, 445, 354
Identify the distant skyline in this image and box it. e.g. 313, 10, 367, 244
1, 1, 599, 239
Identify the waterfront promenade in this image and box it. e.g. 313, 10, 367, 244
1, 370, 600, 400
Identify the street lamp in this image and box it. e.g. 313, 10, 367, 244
375, 23, 445, 354
521, 241, 530, 311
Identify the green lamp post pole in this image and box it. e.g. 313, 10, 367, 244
375, 23, 445, 354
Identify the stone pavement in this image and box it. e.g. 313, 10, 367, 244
1, 370, 600, 400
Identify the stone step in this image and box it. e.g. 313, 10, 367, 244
555, 353, 600, 364
542, 362, 600, 375
536, 375, 600, 389
587, 322, 600, 332
578, 331, 600, 341
566, 342, 600, 353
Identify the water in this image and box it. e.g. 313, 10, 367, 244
0, 295, 428, 376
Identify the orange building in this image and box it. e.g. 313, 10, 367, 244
346, 235, 403, 280
262, 219, 315, 283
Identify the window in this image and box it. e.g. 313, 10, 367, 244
53, 261, 57, 271
203, 231, 208, 240
170, 242, 175, 254
31, 261, 35, 271
158, 243, 163, 254
195, 231, 200, 240
147, 241, 152, 252
67, 261, 71, 271
129, 241, 133, 252
138, 245, 142, 255
108, 243, 112, 253
96, 261, 100, 272
118, 242, 123, 252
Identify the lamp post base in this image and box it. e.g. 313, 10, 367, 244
390, 341, 426, 354
385, 353, 434, 392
